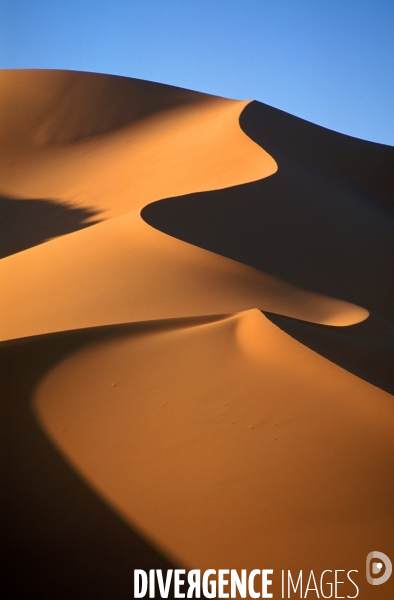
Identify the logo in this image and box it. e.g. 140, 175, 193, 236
366, 552, 392, 586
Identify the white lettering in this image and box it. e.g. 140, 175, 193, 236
231, 569, 247, 598
320, 571, 333, 598
346, 571, 359, 599
187, 570, 201, 598
288, 571, 303, 597
304, 571, 319, 598
202, 570, 216, 599
157, 570, 173, 598
335, 571, 345, 599
174, 570, 186, 598
134, 570, 148, 598
249, 570, 261, 599
262, 570, 273, 598
218, 570, 230, 598
133, 567, 358, 599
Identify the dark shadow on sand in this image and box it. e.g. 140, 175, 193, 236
141, 100, 394, 395
0, 195, 101, 259
0, 323, 185, 600
240, 100, 394, 213
142, 173, 394, 322
264, 312, 394, 397
142, 100, 394, 323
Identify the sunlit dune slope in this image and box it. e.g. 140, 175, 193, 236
0, 69, 276, 224
1, 69, 393, 598
34, 310, 394, 576
0, 69, 367, 339
0, 209, 367, 342
142, 100, 394, 323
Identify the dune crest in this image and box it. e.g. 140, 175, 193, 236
1, 70, 393, 596
0, 70, 276, 223
0, 208, 368, 342
34, 309, 394, 571
0, 70, 368, 342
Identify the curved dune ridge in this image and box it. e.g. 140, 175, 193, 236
34, 310, 393, 572
0, 69, 367, 339
1, 70, 393, 597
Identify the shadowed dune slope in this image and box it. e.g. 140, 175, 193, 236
0, 70, 276, 225
0, 323, 180, 600
142, 101, 394, 322
0, 69, 213, 148
141, 98, 394, 400
241, 100, 394, 212
0, 209, 367, 342
0, 70, 368, 342
34, 310, 393, 597
0, 194, 100, 259
1, 70, 393, 598
264, 311, 394, 397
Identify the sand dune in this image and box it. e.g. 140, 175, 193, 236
34, 310, 393, 575
1, 70, 393, 599
0, 208, 368, 342
0, 70, 275, 225
142, 102, 394, 322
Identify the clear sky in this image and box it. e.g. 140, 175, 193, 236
1, 0, 393, 145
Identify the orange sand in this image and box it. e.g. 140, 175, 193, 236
1, 70, 393, 598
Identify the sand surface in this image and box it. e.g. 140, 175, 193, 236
1, 70, 393, 599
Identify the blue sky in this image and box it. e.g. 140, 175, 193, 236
1, 0, 393, 145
